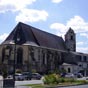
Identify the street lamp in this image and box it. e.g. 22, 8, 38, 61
13, 32, 21, 87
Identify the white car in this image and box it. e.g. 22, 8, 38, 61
15, 73, 25, 81
65, 73, 75, 78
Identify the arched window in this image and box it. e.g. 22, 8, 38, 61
2, 48, 5, 62
2, 46, 12, 63
17, 47, 23, 64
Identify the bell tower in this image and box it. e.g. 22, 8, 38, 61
65, 28, 76, 52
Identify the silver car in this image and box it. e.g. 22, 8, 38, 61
15, 73, 25, 81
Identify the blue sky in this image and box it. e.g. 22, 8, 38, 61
0, 0, 88, 53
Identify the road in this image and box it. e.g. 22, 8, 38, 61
15, 79, 43, 86
61, 85, 88, 88
15, 80, 88, 88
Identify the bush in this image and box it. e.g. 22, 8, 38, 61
64, 78, 75, 83
43, 74, 62, 84
58, 78, 65, 83
75, 80, 88, 84
43, 74, 77, 85
15, 69, 22, 73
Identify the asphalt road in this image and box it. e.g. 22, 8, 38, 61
61, 85, 88, 88
15, 79, 43, 86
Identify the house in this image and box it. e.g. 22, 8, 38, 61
0, 22, 88, 76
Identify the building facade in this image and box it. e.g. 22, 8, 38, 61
0, 22, 88, 75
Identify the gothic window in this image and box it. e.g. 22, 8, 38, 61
2, 46, 12, 63
17, 47, 23, 64
2, 48, 5, 62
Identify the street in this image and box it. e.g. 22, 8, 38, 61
15, 79, 43, 86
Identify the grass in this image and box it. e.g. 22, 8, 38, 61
24, 80, 88, 88
24, 84, 45, 88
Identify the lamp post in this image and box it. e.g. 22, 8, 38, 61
13, 32, 20, 87
13, 41, 16, 87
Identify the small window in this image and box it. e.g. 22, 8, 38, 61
77, 55, 82, 61
70, 35, 73, 40
79, 64, 82, 67
68, 68, 71, 73
84, 56, 87, 62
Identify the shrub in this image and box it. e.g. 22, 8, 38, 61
64, 78, 75, 83
43, 73, 62, 84
75, 80, 88, 84
58, 78, 65, 83
16, 69, 22, 73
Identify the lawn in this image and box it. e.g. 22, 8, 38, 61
24, 80, 88, 88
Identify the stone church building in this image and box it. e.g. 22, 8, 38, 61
0, 22, 88, 75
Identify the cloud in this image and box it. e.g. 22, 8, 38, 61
76, 47, 88, 53
52, 0, 63, 3
0, 0, 48, 23
50, 16, 88, 36
0, 33, 9, 42
77, 42, 84, 46
67, 16, 88, 33
16, 9, 48, 23
0, 0, 36, 13
50, 23, 67, 35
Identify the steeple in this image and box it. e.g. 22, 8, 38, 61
65, 27, 76, 52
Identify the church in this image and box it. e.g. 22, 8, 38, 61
0, 22, 88, 76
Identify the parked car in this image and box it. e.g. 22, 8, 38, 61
74, 73, 83, 78
31, 73, 42, 80
22, 72, 32, 80
6, 75, 13, 79
15, 73, 25, 81
65, 73, 75, 78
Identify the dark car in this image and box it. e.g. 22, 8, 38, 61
31, 73, 42, 80
74, 73, 83, 78
22, 72, 32, 80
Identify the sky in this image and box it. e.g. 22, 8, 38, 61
0, 0, 88, 53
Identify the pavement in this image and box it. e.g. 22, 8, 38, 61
15, 80, 43, 86
0, 75, 43, 88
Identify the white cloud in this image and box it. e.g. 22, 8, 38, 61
50, 23, 67, 35
67, 16, 88, 33
0, 0, 36, 13
50, 16, 88, 36
52, 0, 63, 3
16, 9, 48, 23
0, 0, 49, 23
0, 33, 9, 42
76, 47, 88, 53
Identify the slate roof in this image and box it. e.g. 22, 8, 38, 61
2, 22, 67, 51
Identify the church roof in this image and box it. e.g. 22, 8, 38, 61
2, 22, 67, 51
